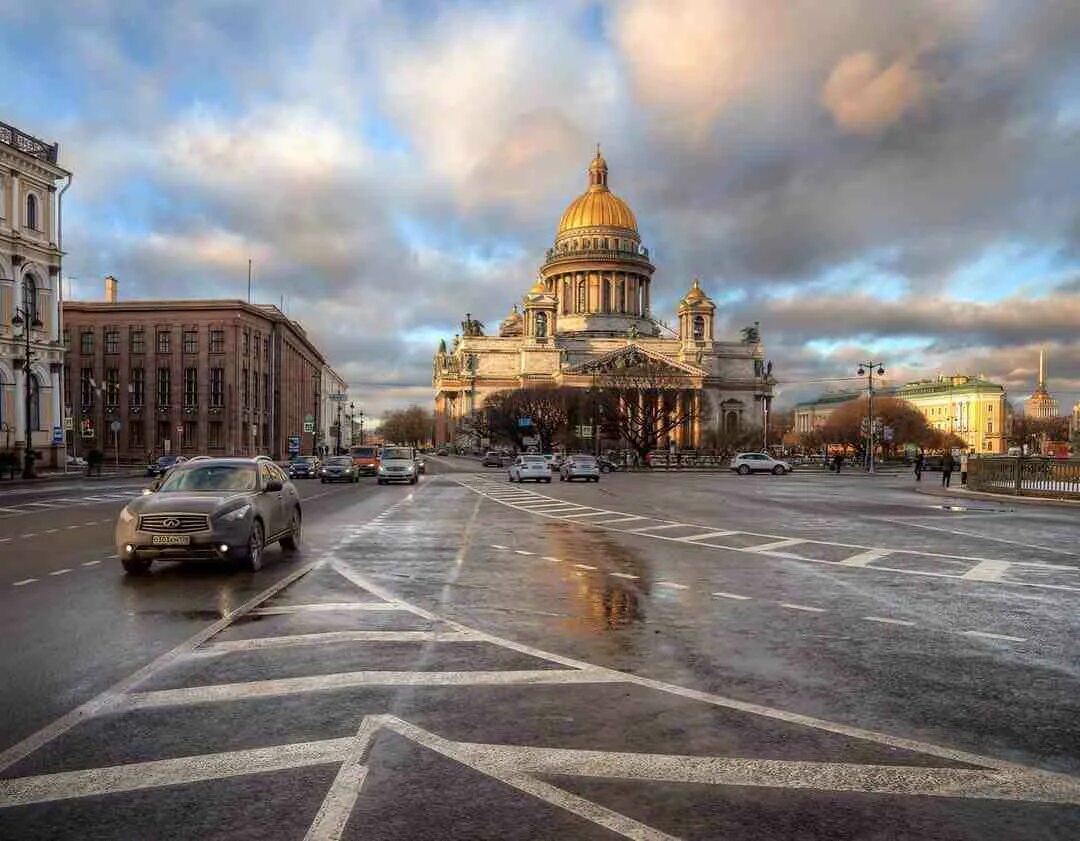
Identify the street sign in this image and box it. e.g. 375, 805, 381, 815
63, 417, 73, 431
110, 420, 122, 433
80, 419, 94, 439
304, 414, 314, 423
303, 421, 315, 433
329, 394, 348, 402
517, 417, 533, 427
288, 435, 301, 455
176, 424, 184, 434
522, 435, 539, 446
52, 426, 64, 445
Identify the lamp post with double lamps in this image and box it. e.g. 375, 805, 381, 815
856, 360, 886, 474
12, 304, 44, 478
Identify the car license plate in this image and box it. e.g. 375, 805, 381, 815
151, 535, 190, 546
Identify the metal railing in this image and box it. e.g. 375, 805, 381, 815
0, 121, 58, 163
967, 456, 1080, 500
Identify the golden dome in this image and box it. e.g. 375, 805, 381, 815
557, 147, 638, 236
527, 278, 548, 296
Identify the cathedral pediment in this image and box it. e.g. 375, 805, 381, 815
566, 343, 706, 377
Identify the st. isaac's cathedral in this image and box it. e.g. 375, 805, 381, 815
433, 149, 774, 449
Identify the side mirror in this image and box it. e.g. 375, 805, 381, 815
264, 479, 283, 493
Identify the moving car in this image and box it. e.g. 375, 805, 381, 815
560, 454, 600, 482
509, 455, 551, 483
597, 456, 620, 473
435, 447, 449, 456
378, 446, 418, 484
481, 451, 503, 468
350, 445, 380, 475
115, 457, 301, 574
730, 452, 792, 475
287, 456, 320, 479
415, 455, 426, 475
319, 456, 358, 483
146, 454, 186, 477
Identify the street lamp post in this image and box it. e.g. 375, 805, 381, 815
856, 360, 886, 474
359, 410, 365, 445
12, 305, 44, 479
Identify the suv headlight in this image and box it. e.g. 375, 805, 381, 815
218, 503, 251, 523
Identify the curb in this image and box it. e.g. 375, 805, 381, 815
913, 485, 1080, 509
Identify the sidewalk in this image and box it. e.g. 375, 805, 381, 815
913, 484, 1080, 509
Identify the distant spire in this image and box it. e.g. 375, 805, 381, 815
588, 145, 608, 189
1039, 346, 1046, 387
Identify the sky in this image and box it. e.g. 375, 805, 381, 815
3, 0, 1079, 419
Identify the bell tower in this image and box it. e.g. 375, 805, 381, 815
677, 278, 715, 352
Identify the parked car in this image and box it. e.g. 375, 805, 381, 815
542, 454, 558, 472
597, 456, 621, 473
116, 457, 301, 574
730, 452, 793, 475
560, 454, 600, 482
435, 447, 449, 456
350, 445, 380, 475
509, 455, 552, 483
319, 456, 358, 483
481, 451, 503, 468
378, 446, 418, 485
146, 454, 186, 477
287, 456, 320, 479
66, 455, 88, 468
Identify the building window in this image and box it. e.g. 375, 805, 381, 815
242, 368, 249, 409
692, 315, 705, 341
182, 421, 197, 449
62, 328, 70, 349
157, 368, 171, 407
131, 368, 145, 407
157, 330, 171, 354
253, 372, 259, 410
210, 368, 225, 408
184, 368, 198, 406
535, 311, 548, 338
105, 368, 120, 407
263, 338, 269, 362
156, 421, 169, 447
209, 329, 225, 354
243, 331, 250, 357
130, 329, 145, 354
182, 330, 198, 354
25, 194, 37, 230
80, 330, 94, 355
263, 373, 269, 411
131, 422, 144, 449
987, 421, 993, 434
104, 330, 119, 354
80, 368, 94, 406
208, 421, 224, 449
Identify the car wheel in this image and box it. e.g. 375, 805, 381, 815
242, 521, 264, 571
737, 465, 751, 475
280, 508, 301, 551
772, 465, 785, 475
121, 556, 152, 575
544, 477, 551, 483
410, 476, 418, 485
320, 478, 327, 484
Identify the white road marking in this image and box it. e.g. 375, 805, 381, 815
12, 579, 37, 587
0, 537, 9, 542
838, 549, 893, 567
594, 515, 644, 524
655, 581, 688, 590
779, 603, 826, 613
675, 530, 737, 542
629, 523, 692, 533
514, 549, 535, 556
573, 563, 598, 571
863, 616, 916, 627
44, 528, 60, 533
303, 719, 379, 841
121, 668, 624, 710
19, 533, 37, 539
247, 602, 402, 616
81, 561, 101, 567
490, 544, 509, 550
962, 558, 1011, 582
610, 572, 640, 580
712, 591, 751, 600
747, 538, 805, 552
197, 630, 475, 654
542, 556, 562, 562
964, 630, 1026, 642
559, 510, 614, 519
65, 525, 80, 530
48, 569, 71, 576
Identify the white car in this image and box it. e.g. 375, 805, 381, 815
509, 455, 552, 483
378, 446, 418, 485
730, 452, 792, 475
560, 455, 600, 482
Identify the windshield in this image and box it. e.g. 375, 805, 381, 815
573, 456, 596, 464
351, 447, 376, 457
523, 456, 546, 464
382, 448, 413, 460
156, 456, 178, 465
158, 465, 258, 493
291, 457, 316, 464
327, 457, 352, 466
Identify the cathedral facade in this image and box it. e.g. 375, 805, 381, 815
432, 150, 773, 450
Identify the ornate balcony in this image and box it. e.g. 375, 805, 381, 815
0, 121, 58, 164
541, 246, 654, 271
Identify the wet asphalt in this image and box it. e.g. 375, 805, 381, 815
0, 458, 1076, 839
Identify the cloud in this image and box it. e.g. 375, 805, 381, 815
821, 51, 925, 134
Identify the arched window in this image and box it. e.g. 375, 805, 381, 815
22, 274, 37, 321
29, 374, 41, 431
576, 280, 587, 312
692, 315, 705, 341
535, 311, 548, 338
25, 194, 37, 230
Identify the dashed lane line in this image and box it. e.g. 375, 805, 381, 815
778, 603, 826, 613
610, 572, 640, 580
81, 561, 101, 567
12, 579, 37, 587
712, 591, 752, 600
574, 563, 598, 571
655, 581, 688, 590
514, 549, 535, 556
48, 569, 72, 576
863, 616, 917, 627
542, 556, 562, 563
964, 630, 1027, 643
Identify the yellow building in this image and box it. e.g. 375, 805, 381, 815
432, 149, 774, 448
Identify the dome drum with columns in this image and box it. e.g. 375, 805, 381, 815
433, 150, 773, 450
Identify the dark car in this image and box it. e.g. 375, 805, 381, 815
115, 458, 301, 574
597, 456, 621, 473
319, 456, 358, 483
146, 454, 186, 477
288, 456, 320, 479
435, 447, 449, 456
481, 451, 503, 468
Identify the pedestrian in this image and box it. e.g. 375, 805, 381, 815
941, 451, 955, 488
833, 452, 843, 473
914, 451, 924, 482
960, 450, 969, 487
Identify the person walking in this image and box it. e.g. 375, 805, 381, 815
960, 450, 970, 487
941, 451, 955, 488
833, 452, 843, 473
914, 451, 925, 482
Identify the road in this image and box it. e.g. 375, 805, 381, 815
0, 459, 1077, 839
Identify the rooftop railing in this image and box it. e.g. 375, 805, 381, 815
0, 121, 59, 163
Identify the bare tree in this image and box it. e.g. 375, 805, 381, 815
483, 387, 576, 451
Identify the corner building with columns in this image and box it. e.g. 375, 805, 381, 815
433, 150, 773, 449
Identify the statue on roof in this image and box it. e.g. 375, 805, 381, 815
461, 313, 485, 337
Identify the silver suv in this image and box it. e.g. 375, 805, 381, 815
115, 458, 302, 574
377, 446, 419, 485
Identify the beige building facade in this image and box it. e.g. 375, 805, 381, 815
0, 121, 71, 467
433, 151, 773, 449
